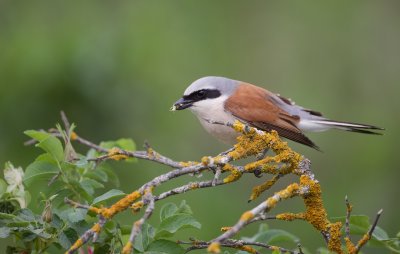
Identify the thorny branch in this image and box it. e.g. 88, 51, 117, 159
27, 113, 382, 254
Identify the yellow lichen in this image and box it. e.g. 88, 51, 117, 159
266, 196, 278, 208
66, 225, 100, 254
249, 175, 280, 201
347, 203, 353, 213
265, 183, 299, 210
220, 226, 232, 232
270, 246, 280, 251
276, 212, 304, 221
146, 147, 155, 159
190, 182, 199, 189
70, 131, 78, 141
232, 120, 247, 133
240, 211, 254, 222
131, 201, 144, 213
66, 238, 83, 254
213, 155, 224, 164
179, 161, 199, 167
201, 156, 211, 165
238, 245, 257, 254
300, 175, 329, 231
244, 156, 278, 174
108, 147, 129, 161
88, 206, 102, 214
345, 237, 357, 254
122, 241, 133, 254
93, 191, 142, 219
355, 233, 371, 252
91, 223, 101, 232
207, 242, 221, 253
327, 222, 343, 254
222, 164, 242, 183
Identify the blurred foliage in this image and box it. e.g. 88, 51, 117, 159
0, 1, 399, 253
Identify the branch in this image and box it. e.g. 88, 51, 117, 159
32, 113, 381, 254
122, 188, 155, 254
180, 238, 300, 254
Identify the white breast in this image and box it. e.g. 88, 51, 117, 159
189, 95, 239, 144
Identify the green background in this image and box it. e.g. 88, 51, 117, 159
0, 1, 399, 253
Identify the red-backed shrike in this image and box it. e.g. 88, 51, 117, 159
171, 76, 383, 150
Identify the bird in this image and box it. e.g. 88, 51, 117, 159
171, 76, 383, 150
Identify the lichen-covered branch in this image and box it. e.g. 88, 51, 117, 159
122, 187, 155, 254
40, 113, 381, 254
179, 238, 302, 254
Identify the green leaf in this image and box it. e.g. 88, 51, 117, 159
24, 130, 51, 142
92, 189, 125, 206
68, 179, 92, 201
177, 200, 192, 215
7, 221, 30, 227
145, 239, 185, 254
160, 203, 178, 221
25, 130, 64, 162
58, 208, 86, 223
80, 178, 104, 195
100, 165, 120, 187
258, 229, 299, 245
0, 179, 7, 196
100, 138, 136, 151
67, 208, 87, 223
84, 169, 108, 183
50, 188, 74, 208
368, 226, 391, 247
372, 226, 389, 241
23, 161, 59, 187
134, 223, 155, 252
242, 224, 298, 246
332, 215, 366, 234
50, 213, 64, 230
316, 247, 333, 254
155, 214, 201, 239
31, 228, 52, 239
348, 215, 370, 234
38, 136, 64, 162
120, 225, 132, 235
15, 208, 36, 221
58, 228, 79, 249
0, 212, 16, 220
0, 227, 10, 238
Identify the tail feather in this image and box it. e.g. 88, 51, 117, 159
309, 119, 384, 135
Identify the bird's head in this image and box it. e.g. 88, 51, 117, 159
171, 76, 238, 117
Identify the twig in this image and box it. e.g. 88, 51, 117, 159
66, 217, 107, 254
64, 197, 91, 210
180, 238, 300, 254
122, 188, 155, 254
355, 209, 383, 252
60, 111, 71, 132
208, 182, 304, 251
345, 195, 352, 240
297, 243, 304, 254
155, 179, 225, 201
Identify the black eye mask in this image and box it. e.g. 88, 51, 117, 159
183, 89, 221, 102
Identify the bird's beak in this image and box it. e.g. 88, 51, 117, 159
170, 97, 194, 111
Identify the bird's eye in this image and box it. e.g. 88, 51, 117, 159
196, 90, 206, 99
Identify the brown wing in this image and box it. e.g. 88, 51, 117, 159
225, 83, 319, 150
